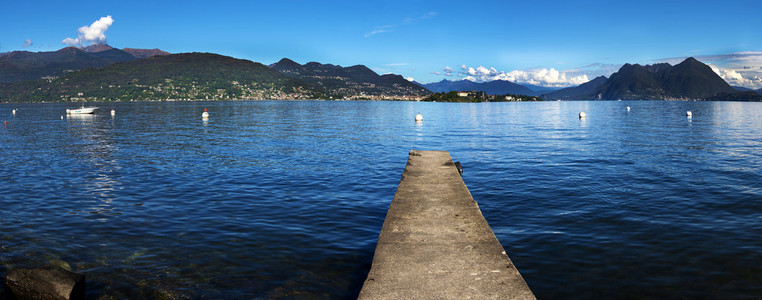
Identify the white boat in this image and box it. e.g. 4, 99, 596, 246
66, 106, 98, 114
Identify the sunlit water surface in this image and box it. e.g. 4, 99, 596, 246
1, 100, 760, 298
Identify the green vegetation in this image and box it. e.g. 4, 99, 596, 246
0, 52, 433, 102
544, 58, 762, 101
591, 58, 746, 100
422, 91, 542, 102
0, 47, 136, 83
270, 58, 430, 99
0, 53, 327, 102
707, 91, 762, 101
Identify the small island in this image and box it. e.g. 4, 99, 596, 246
422, 91, 542, 102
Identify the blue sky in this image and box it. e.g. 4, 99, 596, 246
2, 0, 762, 88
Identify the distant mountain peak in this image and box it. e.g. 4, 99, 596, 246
58, 44, 169, 59
122, 48, 170, 59
542, 76, 608, 100
423, 78, 536, 96
270, 58, 303, 71
277, 58, 299, 65
82, 43, 114, 53
57, 46, 84, 53
596, 57, 735, 100
269, 58, 429, 97
544, 57, 762, 101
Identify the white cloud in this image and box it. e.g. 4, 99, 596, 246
710, 65, 762, 89
365, 11, 437, 38
364, 25, 392, 38
655, 52, 762, 89
698, 52, 762, 68
420, 12, 437, 19
62, 38, 77, 45
452, 64, 590, 87
23, 39, 33, 48
406, 77, 415, 82
442, 67, 455, 77
62, 15, 114, 46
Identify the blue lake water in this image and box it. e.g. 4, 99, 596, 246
1, 100, 761, 298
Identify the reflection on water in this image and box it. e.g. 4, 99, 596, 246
1, 100, 761, 298
63, 114, 122, 218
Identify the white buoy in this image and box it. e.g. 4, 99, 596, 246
686, 111, 692, 117
202, 108, 209, 119
12, 109, 16, 115
415, 113, 423, 122
60, 115, 63, 120
579, 111, 586, 119
111, 109, 116, 116
626, 106, 631, 111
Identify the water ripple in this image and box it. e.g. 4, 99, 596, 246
1, 100, 761, 298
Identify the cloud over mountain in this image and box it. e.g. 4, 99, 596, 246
659, 52, 762, 89
457, 64, 589, 88
62, 15, 115, 46
711, 66, 762, 89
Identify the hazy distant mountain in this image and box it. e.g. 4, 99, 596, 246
757, 88, 762, 95
0, 52, 9, 58
123, 48, 171, 59
732, 86, 753, 92
423, 79, 536, 96
270, 58, 429, 97
0, 53, 320, 102
593, 57, 738, 100
521, 83, 561, 94
83, 43, 170, 58
541, 58, 760, 101
0, 44, 171, 83
0, 47, 137, 83
82, 43, 115, 53
411, 80, 427, 88
90, 48, 140, 62
542, 76, 608, 100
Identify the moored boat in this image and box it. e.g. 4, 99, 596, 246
66, 106, 98, 114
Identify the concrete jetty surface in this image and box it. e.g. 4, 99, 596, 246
359, 150, 535, 299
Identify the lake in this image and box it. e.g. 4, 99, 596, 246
1, 100, 761, 298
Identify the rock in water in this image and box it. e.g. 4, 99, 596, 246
3, 265, 85, 300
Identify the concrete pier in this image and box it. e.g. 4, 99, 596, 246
359, 150, 535, 299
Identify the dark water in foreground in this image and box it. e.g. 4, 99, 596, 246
1, 100, 760, 298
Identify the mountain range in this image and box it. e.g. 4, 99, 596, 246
269, 58, 428, 98
543, 57, 762, 101
0, 44, 169, 83
1, 45, 761, 102
0, 53, 320, 102
541, 76, 609, 100
422, 79, 540, 96
0, 50, 429, 101
81, 43, 170, 59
